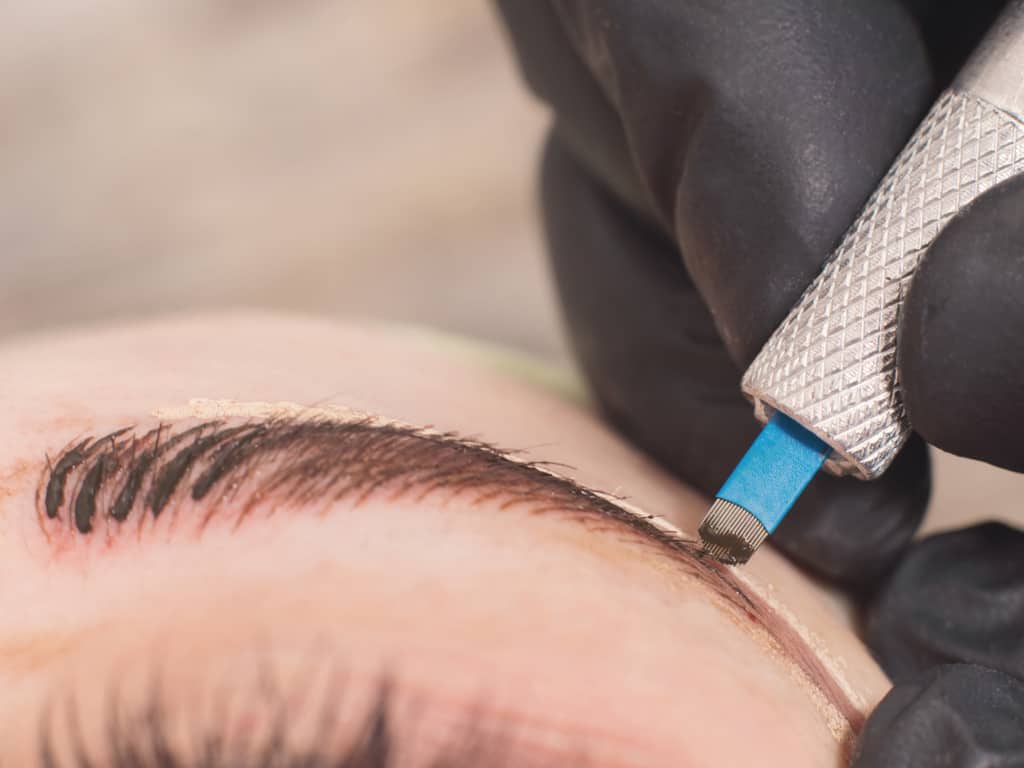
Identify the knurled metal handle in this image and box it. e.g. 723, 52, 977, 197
741, 0, 1024, 480
743, 82, 1024, 479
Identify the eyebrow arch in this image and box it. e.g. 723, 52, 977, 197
36, 415, 865, 744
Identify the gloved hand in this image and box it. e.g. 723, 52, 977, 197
493, 0, 1024, 587
854, 523, 1024, 766
494, 3, 1024, 764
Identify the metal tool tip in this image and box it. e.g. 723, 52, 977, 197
698, 498, 768, 565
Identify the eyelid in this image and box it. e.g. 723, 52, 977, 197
38, 660, 527, 768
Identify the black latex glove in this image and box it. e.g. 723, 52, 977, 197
855, 665, 1024, 767
853, 523, 1024, 766
491, 0, 1024, 587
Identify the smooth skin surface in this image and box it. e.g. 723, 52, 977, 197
0, 313, 889, 766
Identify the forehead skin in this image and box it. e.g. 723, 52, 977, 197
0, 313, 888, 766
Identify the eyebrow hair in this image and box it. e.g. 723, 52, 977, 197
37, 416, 865, 745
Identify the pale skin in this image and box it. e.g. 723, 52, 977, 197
0, 313, 891, 767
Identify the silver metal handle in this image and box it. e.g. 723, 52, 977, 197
742, 1, 1024, 480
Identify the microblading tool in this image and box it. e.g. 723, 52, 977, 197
700, 0, 1024, 564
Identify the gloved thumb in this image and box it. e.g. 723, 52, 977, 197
900, 174, 1024, 472
852, 664, 1024, 768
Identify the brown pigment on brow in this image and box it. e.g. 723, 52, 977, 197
597, 514, 866, 746
707, 556, 865, 756
191, 424, 271, 500
44, 439, 94, 519
110, 424, 217, 521
72, 456, 107, 534
35, 416, 867, 746
145, 426, 252, 516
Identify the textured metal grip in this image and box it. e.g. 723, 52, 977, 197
742, 89, 1024, 479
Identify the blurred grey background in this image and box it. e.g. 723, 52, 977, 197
1, 0, 1019, 532
0, 0, 562, 359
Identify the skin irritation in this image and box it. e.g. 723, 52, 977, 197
27, 397, 869, 755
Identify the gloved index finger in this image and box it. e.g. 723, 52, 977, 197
866, 523, 1024, 683
544, 0, 936, 364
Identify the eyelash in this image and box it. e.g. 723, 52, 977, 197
41, 681, 505, 768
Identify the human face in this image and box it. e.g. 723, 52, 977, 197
0, 313, 887, 767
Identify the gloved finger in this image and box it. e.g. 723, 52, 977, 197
853, 664, 1024, 768
501, 0, 938, 364
542, 133, 757, 492
492, 0, 651, 221
865, 523, 1024, 682
543, 134, 928, 586
904, 1, 1016, 82
900, 174, 1024, 473
772, 435, 929, 587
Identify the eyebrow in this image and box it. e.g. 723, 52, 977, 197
37, 416, 865, 743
